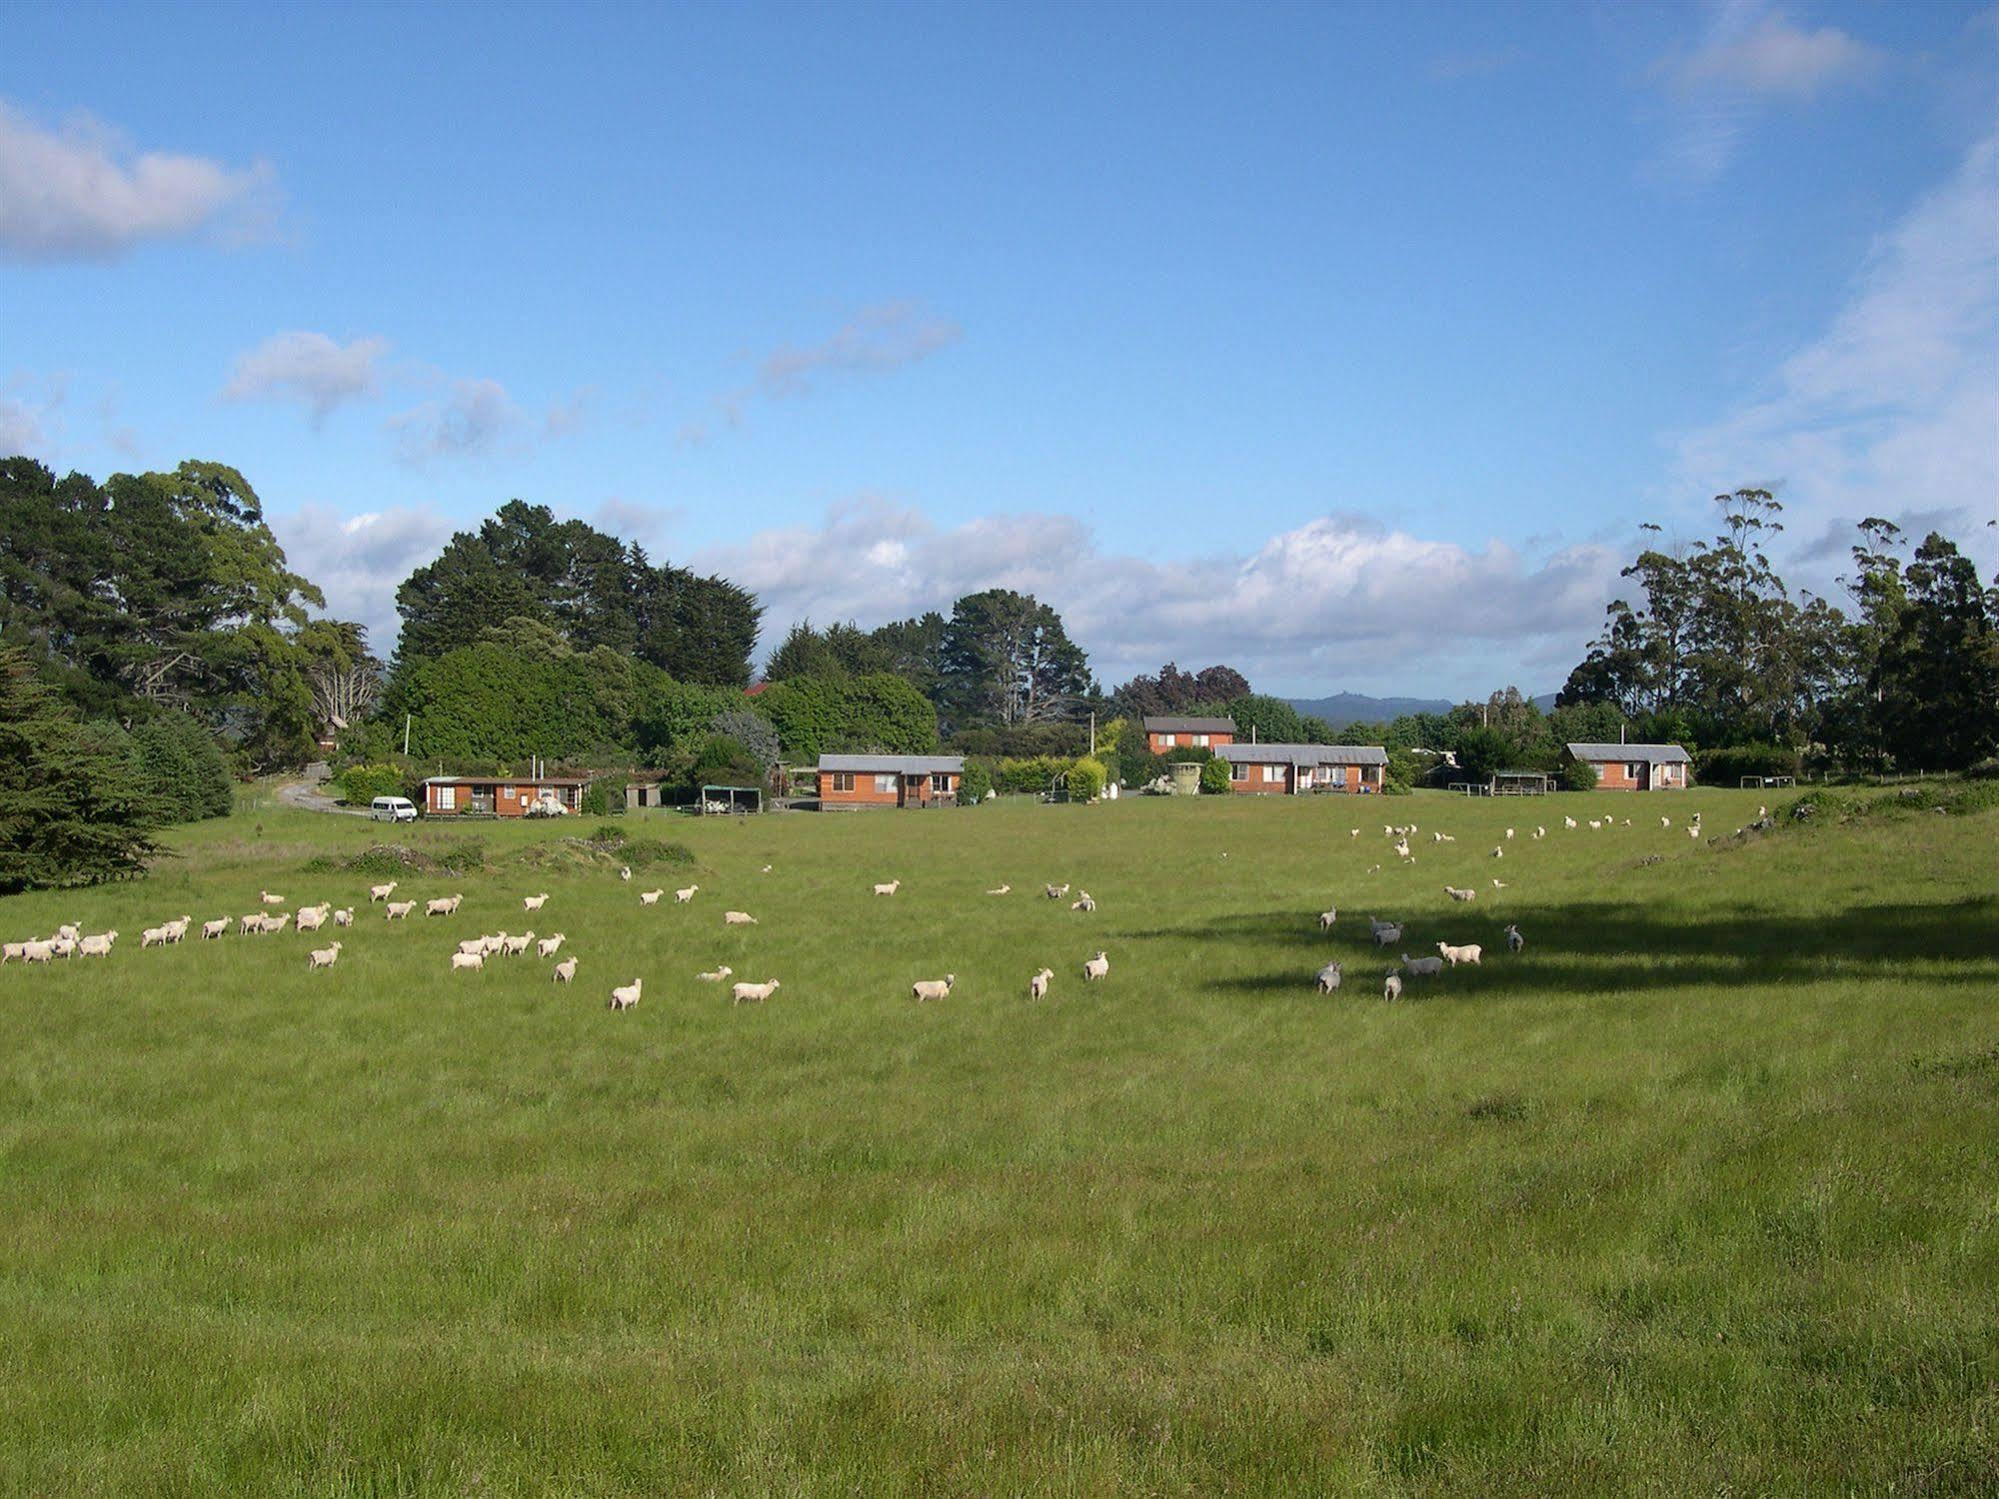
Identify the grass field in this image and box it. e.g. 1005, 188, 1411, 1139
1, 785, 1994, 1494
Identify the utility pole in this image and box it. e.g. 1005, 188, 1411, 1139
1089, 710, 1096, 757
403, 713, 411, 756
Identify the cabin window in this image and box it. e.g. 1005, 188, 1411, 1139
829, 772, 854, 793
1263, 764, 1285, 784
501, 786, 517, 799
1193, 734, 1209, 747
931, 773, 951, 793
437, 785, 455, 810
1330, 766, 1347, 788
874, 775, 896, 794
1626, 763, 1642, 780
1229, 759, 1249, 782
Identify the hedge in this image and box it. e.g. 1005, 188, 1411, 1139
1696, 743, 1801, 786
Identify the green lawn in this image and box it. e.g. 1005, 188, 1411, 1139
1, 787, 1994, 1495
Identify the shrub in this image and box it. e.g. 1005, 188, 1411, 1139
1200, 757, 1233, 794
1960, 758, 1999, 781
130, 713, 233, 823
1066, 758, 1106, 802
959, 759, 993, 805
994, 756, 1068, 796
336, 763, 409, 807
1559, 757, 1599, 792
1697, 743, 1801, 786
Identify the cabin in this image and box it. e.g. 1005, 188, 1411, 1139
625, 779, 670, 811
1143, 715, 1237, 754
314, 715, 346, 756
1563, 742, 1691, 791
1216, 743, 1387, 795
418, 775, 589, 817
815, 754, 963, 809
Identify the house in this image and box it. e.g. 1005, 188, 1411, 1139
1142, 715, 1237, 754
314, 715, 347, 756
419, 775, 590, 817
1216, 743, 1388, 795
1563, 742, 1691, 791
815, 754, 963, 808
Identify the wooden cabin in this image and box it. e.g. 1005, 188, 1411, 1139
815, 754, 963, 809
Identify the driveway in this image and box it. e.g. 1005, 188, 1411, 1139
277, 763, 371, 817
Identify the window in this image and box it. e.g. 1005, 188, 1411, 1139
1230, 759, 1249, 782
437, 785, 456, 811
875, 774, 896, 794
1193, 734, 1209, 747
501, 786, 517, 799
1330, 766, 1348, 788
1264, 763, 1285, 784
829, 772, 855, 793
931, 773, 952, 793
1626, 764, 1643, 780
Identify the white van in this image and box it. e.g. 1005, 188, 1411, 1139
370, 795, 419, 823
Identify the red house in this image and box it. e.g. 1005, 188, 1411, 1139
418, 775, 590, 817
1217, 743, 1387, 795
1563, 742, 1691, 791
1142, 715, 1237, 754
815, 754, 963, 809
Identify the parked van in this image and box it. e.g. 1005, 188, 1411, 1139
370, 796, 418, 823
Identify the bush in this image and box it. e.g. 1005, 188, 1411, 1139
1200, 757, 1233, 794
1066, 758, 1105, 802
994, 756, 1069, 795
335, 763, 409, 807
131, 713, 234, 823
959, 759, 993, 805
1965, 758, 1999, 781
1697, 743, 1801, 786
1558, 757, 1599, 792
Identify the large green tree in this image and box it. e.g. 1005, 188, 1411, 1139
938, 590, 1091, 726
1871, 533, 1999, 771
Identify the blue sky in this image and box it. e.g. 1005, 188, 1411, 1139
3, 0, 1994, 697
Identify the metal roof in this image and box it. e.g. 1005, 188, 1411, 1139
817, 754, 965, 774
1142, 715, 1237, 734
417, 775, 594, 786
1565, 742, 1691, 765
1216, 742, 1387, 766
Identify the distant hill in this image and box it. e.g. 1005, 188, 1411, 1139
1285, 693, 1453, 727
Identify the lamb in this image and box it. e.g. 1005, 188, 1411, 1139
1383, 972, 1403, 1001
369, 881, 398, 902
450, 951, 484, 972
1028, 967, 1053, 1001
1505, 828, 1515, 840
522, 893, 549, 912
1492, 879, 1509, 890
1534, 826, 1546, 839
142, 926, 170, 948
1071, 893, 1096, 912
537, 934, 566, 958
1588, 819, 1602, 831
260, 890, 284, 906
1445, 886, 1477, 902
457, 939, 487, 958
1563, 816, 1577, 829
1371, 921, 1404, 947
238, 913, 265, 935
695, 965, 733, 983
609, 979, 643, 1010
1689, 827, 1701, 839
425, 894, 462, 917
384, 900, 414, 920
619, 866, 632, 882
501, 932, 534, 957
1083, 951, 1109, 981
872, 879, 901, 897
264, 914, 292, 934
910, 974, 956, 1002
1350, 828, 1360, 838
986, 885, 1011, 896
1045, 883, 1070, 900
639, 889, 664, 906
307, 942, 343, 971
1400, 953, 1444, 978
674, 885, 699, 903
730, 978, 779, 1005
1317, 907, 1338, 931
723, 911, 758, 926
200, 919, 228, 940
1661, 816, 1672, 829
1437, 940, 1482, 967
1315, 962, 1343, 994
1504, 923, 1524, 953
552, 957, 577, 984
1490, 846, 1504, 859
78, 931, 117, 958
332, 908, 354, 927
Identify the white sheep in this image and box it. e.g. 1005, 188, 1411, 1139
479, 934, 508, 956
1349, 828, 1360, 838
1492, 879, 1508, 890
296, 907, 326, 934
1534, 826, 1546, 839
457, 939, 487, 957
1071, 893, 1096, 912
238, 913, 264, 935
1083, 951, 1109, 981
307, 942, 343, 971
1316, 962, 1342, 994
333, 908, 354, 927
425, 894, 462, 917
552, 957, 577, 984
369, 881, 398, 902
201, 918, 228, 940
1445, 886, 1477, 902
695, 965, 733, 982
1371, 922, 1404, 948
1491, 846, 1504, 860
1661, 816, 1672, 829
1505, 828, 1514, 840
48, 936, 76, 959
385, 901, 414, 920
523, 893, 549, 912
1588, 819, 1602, 831
1045, 883, 1070, 900
79, 931, 117, 958
910, 974, 956, 1002
609, 979, 643, 1010
1505, 923, 1524, 953
1393, 840, 1411, 859
57, 924, 80, 942
165, 916, 192, 942
538, 934, 566, 958
723, 911, 757, 926
639, 889, 664, 906
1400, 953, 1444, 978
21, 941, 54, 964
872, 879, 901, 897
674, 885, 699, 903
986, 884, 1011, 896
1437, 940, 1482, 967
450, 951, 484, 972
1689, 827, 1700, 839
1317, 908, 1338, 931
260, 890, 284, 906
1383, 972, 1403, 1001
141, 926, 169, 948
730, 979, 779, 1005
502, 932, 534, 957
1028, 967, 1053, 1001
1, 941, 23, 964
1563, 816, 1577, 829
619, 866, 632, 882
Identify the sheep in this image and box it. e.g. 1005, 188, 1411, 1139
1661, 816, 1672, 829
986, 884, 1011, 896
457, 939, 487, 958
1400, 953, 1444, 978
1316, 962, 1342, 994
1045, 883, 1070, 900
1437, 940, 1482, 967
0, 941, 23, 964
761, 865, 772, 874
1350, 828, 1361, 838
332, 908, 354, 927
79, 931, 117, 958
1367, 864, 1381, 874
384, 900, 415, 920
872, 879, 902, 897
1492, 879, 1509, 890
425, 894, 462, 917
537, 934, 566, 958
260, 890, 284, 906
910, 974, 956, 1003
307, 942, 343, 971
1504, 923, 1524, 953
723, 911, 758, 926
369, 881, 398, 902
1071, 893, 1096, 912
1371, 922, 1404, 948
479, 934, 507, 956
238, 912, 265, 935
1317, 907, 1338, 932
21, 941, 54, 965
1505, 828, 1515, 840
1083, 951, 1109, 982
609, 979, 643, 1010
501, 932, 534, 957
639, 889, 665, 906
1445, 886, 1477, 902
1534, 826, 1546, 839
164, 916, 192, 943
695, 965, 733, 983
296, 907, 326, 934
450, 951, 484, 972
523, 893, 549, 913
1491, 846, 1504, 860
1588, 819, 1602, 831
1392, 840, 1411, 859
200, 918, 228, 940
1563, 816, 1577, 829
57, 924, 80, 942
142, 926, 169, 949
551, 957, 577, 984
1028, 967, 1053, 1001
619, 865, 632, 882
1689, 826, 1701, 839
674, 885, 699, 903
1383, 972, 1403, 1001
48, 936, 77, 959
730, 978, 779, 1005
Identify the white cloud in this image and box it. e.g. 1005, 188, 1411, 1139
0, 372, 69, 458
695, 497, 1620, 696
388, 377, 521, 466
223, 331, 390, 424
267, 502, 454, 650
0, 99, 275, 261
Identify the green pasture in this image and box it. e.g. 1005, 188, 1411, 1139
0, 786, 1993, 1494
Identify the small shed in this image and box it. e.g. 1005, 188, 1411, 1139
625, 780, 671, 811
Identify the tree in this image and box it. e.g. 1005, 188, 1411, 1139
130, 712, 233, 822
1224, 694, 1325, 744
0, 649, 161, 892
1871, 533, 1999, 771
938, 590, 1091, 726
1110, 662, 1252, 719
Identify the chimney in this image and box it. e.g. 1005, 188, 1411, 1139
1620, 723, 1627, 745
